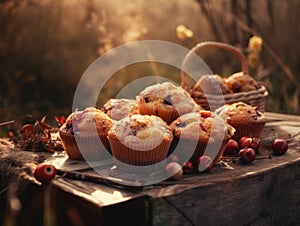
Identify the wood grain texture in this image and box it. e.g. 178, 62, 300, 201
150, 159, 300, 225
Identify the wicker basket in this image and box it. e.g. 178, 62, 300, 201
181, 41, 268, 112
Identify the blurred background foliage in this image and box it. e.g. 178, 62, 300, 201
0, 0, 300, 128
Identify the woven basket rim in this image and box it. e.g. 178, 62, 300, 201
188, 85, 268, 100
210, 85, 268, 99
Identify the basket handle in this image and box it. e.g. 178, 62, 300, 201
181, 41, 249, 87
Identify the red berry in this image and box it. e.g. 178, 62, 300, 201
238, 148, 256, 164
239, 137, 253, 148
224, 139, 240, 155
182, 161, 195, 174
272, 139, 288, 155
250, 138, 261, 153
239, 136, 261, 153
34, 163, 57, 183
165, 162, 183, 180
238, 136, 251, 147
196, 155, 213, 172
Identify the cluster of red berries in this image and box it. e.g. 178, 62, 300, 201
165, 136, 289, 180
224, 136, 288, 164
165, 154, 214, 180
224, 137, 259, 164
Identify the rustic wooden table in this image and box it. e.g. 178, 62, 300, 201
1, 112, 300, 226
45, 112, 300, 226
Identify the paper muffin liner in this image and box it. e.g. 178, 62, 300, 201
169, 137, 228, 165
138, 99, 179, 124
59, 131, 111, 161
108, 135, 171, 173
231, 122, 266, 141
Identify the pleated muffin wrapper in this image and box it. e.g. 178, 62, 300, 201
59, 131, 112, 161
231, 121, 266, 141
108, 135, 172, 173
169, 136, 229, 166
138, 99, 179, 125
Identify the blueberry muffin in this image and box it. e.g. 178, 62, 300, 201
170, 110, 235, 166
137, 82, 201, 124
59, 107, 112, 160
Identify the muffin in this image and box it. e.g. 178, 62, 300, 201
193, 74, 232, 95
107, 114, 173, 172
59, 107, 112, 160
102, 98, 139, 121
137, 82, 200, 124
225, 72, 260, 93
169, 110, 235, 166
215, 102, 266, 140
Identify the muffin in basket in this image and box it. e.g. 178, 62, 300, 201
169, 110, 235, 166
225, 72, 260, 93
137, 82, 200, 124
193, 74, 232, 95
103, 98, 139, 121
107, 114, 173, 172
215, 102, 266, 140
59, 107, 112, 160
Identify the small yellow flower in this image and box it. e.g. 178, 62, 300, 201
247, 52, 261, 69
248, 36, 263, 52
176, 25, 194, 40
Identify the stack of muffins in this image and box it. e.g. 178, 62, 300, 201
59, 81, 266, 173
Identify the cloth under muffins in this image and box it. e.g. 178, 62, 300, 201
215, 102, 266, 140
59, 107, 112, 160
103, 98, 139, 121
107, 114, 173, 172
137, 82, 201, 124
169, 110, 235, 166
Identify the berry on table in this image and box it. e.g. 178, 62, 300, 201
34, 163, 57, 183
165, 162, 183, 180
238, 148, 256, 164
239, 136, 261, 153
239, 136, 252, 147
224, 139, 240, 155
272, 138, 288, 155
182, 161, 195, 174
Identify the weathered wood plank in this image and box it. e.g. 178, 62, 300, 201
49, 178, 152, 226
150, 157, 300, 226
